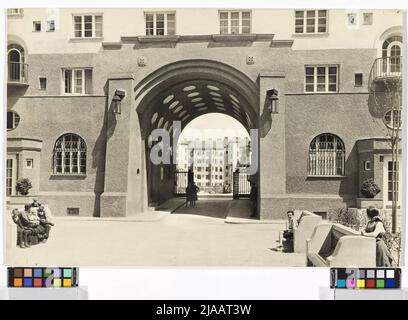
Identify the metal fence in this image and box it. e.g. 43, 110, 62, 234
8, 62, 28, 83
308, 150, 345, 176
370, 56, 402, 80
233, 171, 251, 199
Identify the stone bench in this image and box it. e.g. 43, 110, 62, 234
293, 210, 322, 253
306, 222, 376, 267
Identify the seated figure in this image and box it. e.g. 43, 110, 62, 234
11, 209, 32, 248
37, 205, 54, 241
21, 204, 47, 244
28, 208, 41, 225
276, 210, 298, 252
361, 206, 394, 267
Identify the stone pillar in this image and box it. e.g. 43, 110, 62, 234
100, 73, 136, 217
258, 71, 287, 219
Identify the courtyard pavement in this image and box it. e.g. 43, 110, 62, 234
6, 198, 306, 267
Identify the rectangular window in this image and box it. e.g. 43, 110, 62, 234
47, 20, 55, 31
33, 21, 41, 32
219, 11, 251, 34
355, 73, 363, 87
145, 12, 175, 36
347, 13, 358, 26
26, 159, 34, 169
305, 65, 338, 93
295, 10, 327, 34
73, 15, 103, 38
39, 77, 47, 90
63, 69, 92, 94
6, 159, 13, 196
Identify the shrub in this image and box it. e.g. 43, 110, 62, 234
327, 207, 345, 223
381, 217, 402, 265
360, 178, 381, 198
15, 178, 32, 196
327, 207, 367, 231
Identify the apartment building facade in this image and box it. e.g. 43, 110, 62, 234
176, 137, 250, 192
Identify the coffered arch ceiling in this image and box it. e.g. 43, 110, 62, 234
135, 60, 259, 138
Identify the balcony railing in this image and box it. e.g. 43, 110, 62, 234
8, 62, 28, 84
370, 56, 402, 82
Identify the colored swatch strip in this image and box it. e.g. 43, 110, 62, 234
8, 267, 78, 288
331, 268, 400, 289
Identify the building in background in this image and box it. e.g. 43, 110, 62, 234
176, 137, 250, 192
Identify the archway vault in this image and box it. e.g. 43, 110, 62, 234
135, 59, 260, 138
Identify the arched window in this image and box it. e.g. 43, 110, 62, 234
382, 35, 403, 74
7, 111, 20, 130
53, 134, 86, 175
308, 134, 345, 176
8, 44, 26, 81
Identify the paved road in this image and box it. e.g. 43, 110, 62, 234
173, 198, 231, 219
6, 199, 305, 267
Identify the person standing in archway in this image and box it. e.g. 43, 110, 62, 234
192, 182, 200, 207
185, 183, 192, 207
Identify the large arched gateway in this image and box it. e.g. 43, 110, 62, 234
99, 50, 290, 220
100, 59, 266, 217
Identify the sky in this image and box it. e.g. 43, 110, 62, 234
178, 113, 250, 141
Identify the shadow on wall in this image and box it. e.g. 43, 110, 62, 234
259, 93, 272, 138
207, 40, 253, 48
7, 86, 29, 108
91, 83, 117, 217
367, 80, 401, 121
368, 88, 389, 119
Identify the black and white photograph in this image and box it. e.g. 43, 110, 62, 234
4, 6, 405, 268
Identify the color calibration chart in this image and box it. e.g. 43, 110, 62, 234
331, 268, 401, 289
8, 267, 78, 288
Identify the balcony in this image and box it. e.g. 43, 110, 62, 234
8, 62, 29, 86
7, 8, 24, 16
369, 56, 402, 90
